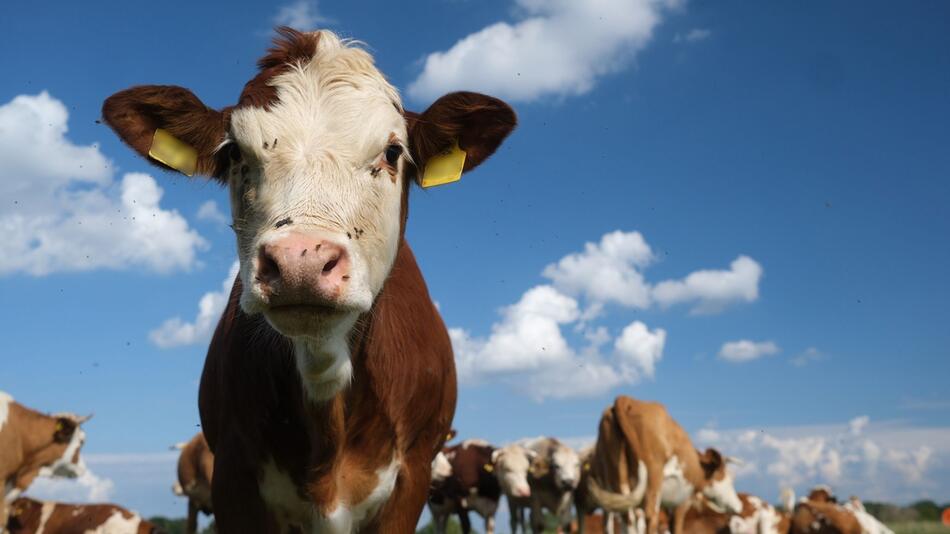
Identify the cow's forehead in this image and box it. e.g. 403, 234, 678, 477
230, 31, 405, 159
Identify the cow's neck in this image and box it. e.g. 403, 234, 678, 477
293, 312, 360, 403
14, 408, 56, 456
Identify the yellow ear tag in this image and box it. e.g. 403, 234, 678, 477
421, 139, 466, 188
149, 128, 198, 177
483, 463, 494, 473
583, 462, 591, 472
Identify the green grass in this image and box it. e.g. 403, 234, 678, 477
891, 521, 950, 534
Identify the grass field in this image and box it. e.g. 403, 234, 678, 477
891, 522, 950, 534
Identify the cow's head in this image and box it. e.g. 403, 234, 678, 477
102, 29, 515, 399
430, 450, 453, 485
491, 445, 535, 498
550, 441, 581, 491
37, 413, 91, 479
698, 448, 743, 514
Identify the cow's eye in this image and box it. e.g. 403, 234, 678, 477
385, 144, 403, 167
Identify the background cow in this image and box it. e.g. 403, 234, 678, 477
102, 26, 514, 533
676, 492, 789, 534
491, 444, 534, 533
5, 497, 158, 534
518, 437, 580, 533
172, 433, 214, 534
578, 395, 742, 534
1, 392, 90, 532
429, 440, 501, 534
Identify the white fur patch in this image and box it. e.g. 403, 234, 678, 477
660, 455, 693, 507
461, 439, 489, 449
431, 451, 453, 483
702, 471, 743, 515
35, 502, 55, 534
38, 427, 86, 479
84, 509, 142, 534
0, 391, 12, 432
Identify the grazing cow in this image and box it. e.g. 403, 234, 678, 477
429, 440, 501, 534
576, 396, 742, 534
677, 493, 790, 534
1, 392, 90, 531
5, 497, 158, 534
491, 444, 534, 533
516, 437, 580, 533
102, 27, 515, 533
172, 433, 214, 534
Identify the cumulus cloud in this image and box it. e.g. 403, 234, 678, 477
408, 0, 681, 102
614, 321, 666, 379
196, 200, 229, 226
150, 260, 239, 348
0, 92, 207, 276
27, 469, 114, 502
718, 340, 780, 363
791, 346, 824, 367
653, 255, 763, 314
695, 417, 950, 502
674, 28, 711, 43
273, 0, 331, 29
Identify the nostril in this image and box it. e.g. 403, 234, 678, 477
322, 258, 338, 274
257, 248, 281, 286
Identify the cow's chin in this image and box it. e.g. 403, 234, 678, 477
263, 305, 356, 339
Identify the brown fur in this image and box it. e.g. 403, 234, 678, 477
0, 400, 86, 530
102, 26, 515, 533
429, 441, 500, 534
577, 396, 731, 534
175, 433, 214, 534
6, 497, 157, 534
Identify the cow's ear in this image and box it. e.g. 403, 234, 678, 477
53, 417, 77, 443
102, 85, 229, 180
406, 91, 516, 185
699, 448, 724, 478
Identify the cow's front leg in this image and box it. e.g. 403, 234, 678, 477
210, 445, 270, 534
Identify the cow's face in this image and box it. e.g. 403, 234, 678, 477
551, 444, 581, 491
492, 445, 534, 498
38, 415, 89, 479
699, 448, 742, 514
103, 29, 515, 386
431, 451, 453, 484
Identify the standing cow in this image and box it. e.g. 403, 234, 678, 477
577, 395, 743, 534
491, 444, 535, 534
5, 497, 159, 534
517, 437, 580, 533
1, 392, 90, 532
172, 433, 214, 534
428, 440, 502, 534
102, 27, 515, 533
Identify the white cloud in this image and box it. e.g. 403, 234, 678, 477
27, 469, 114, 502
407, 0, 681, 102
543, 230, 654, 308
791, 346, 824, 367
273, 0, 331, 29
653, 255, 763, 314
694, 418, 950, 502
450, 284, 666, 401
150, 260, 240, 348
196, 199, 229, 225
0, 92, 207, 276
718, 340, 780, 363
674, 28, 711, 43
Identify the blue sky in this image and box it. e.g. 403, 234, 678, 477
1, 0, 949, 524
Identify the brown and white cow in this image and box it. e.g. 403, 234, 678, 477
677, 493, 790, 534
5, 497, 159, 534
428, 440, 502, 534
172, 433, 214, 534
791, 489, 892, 534
515, 437, 580, 533
576, 396, 743, 534
102, 27, 515, 533
1, 392, 90, 531
490, 444, 535, 534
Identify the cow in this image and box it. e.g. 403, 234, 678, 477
172, 433, 214, 534
676, 493, 790, 534
806, 486, 836, 504
515, 437, 580, 533
102, 27, 515, 533
428, 440, 501, 534
5, 497, 159, 534
490, 444, 534, 534
576, 395, 743, 534
843, 497, 894, 534
1, 392, 91, 532
790, 500, 863, 534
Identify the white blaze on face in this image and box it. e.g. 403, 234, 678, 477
38, 426, 86, 479
228, 34, 407, 319
431, 451, 452, 483
551, 445, 581, 490
492, 445, 532, 498
702, 468, 743, 515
